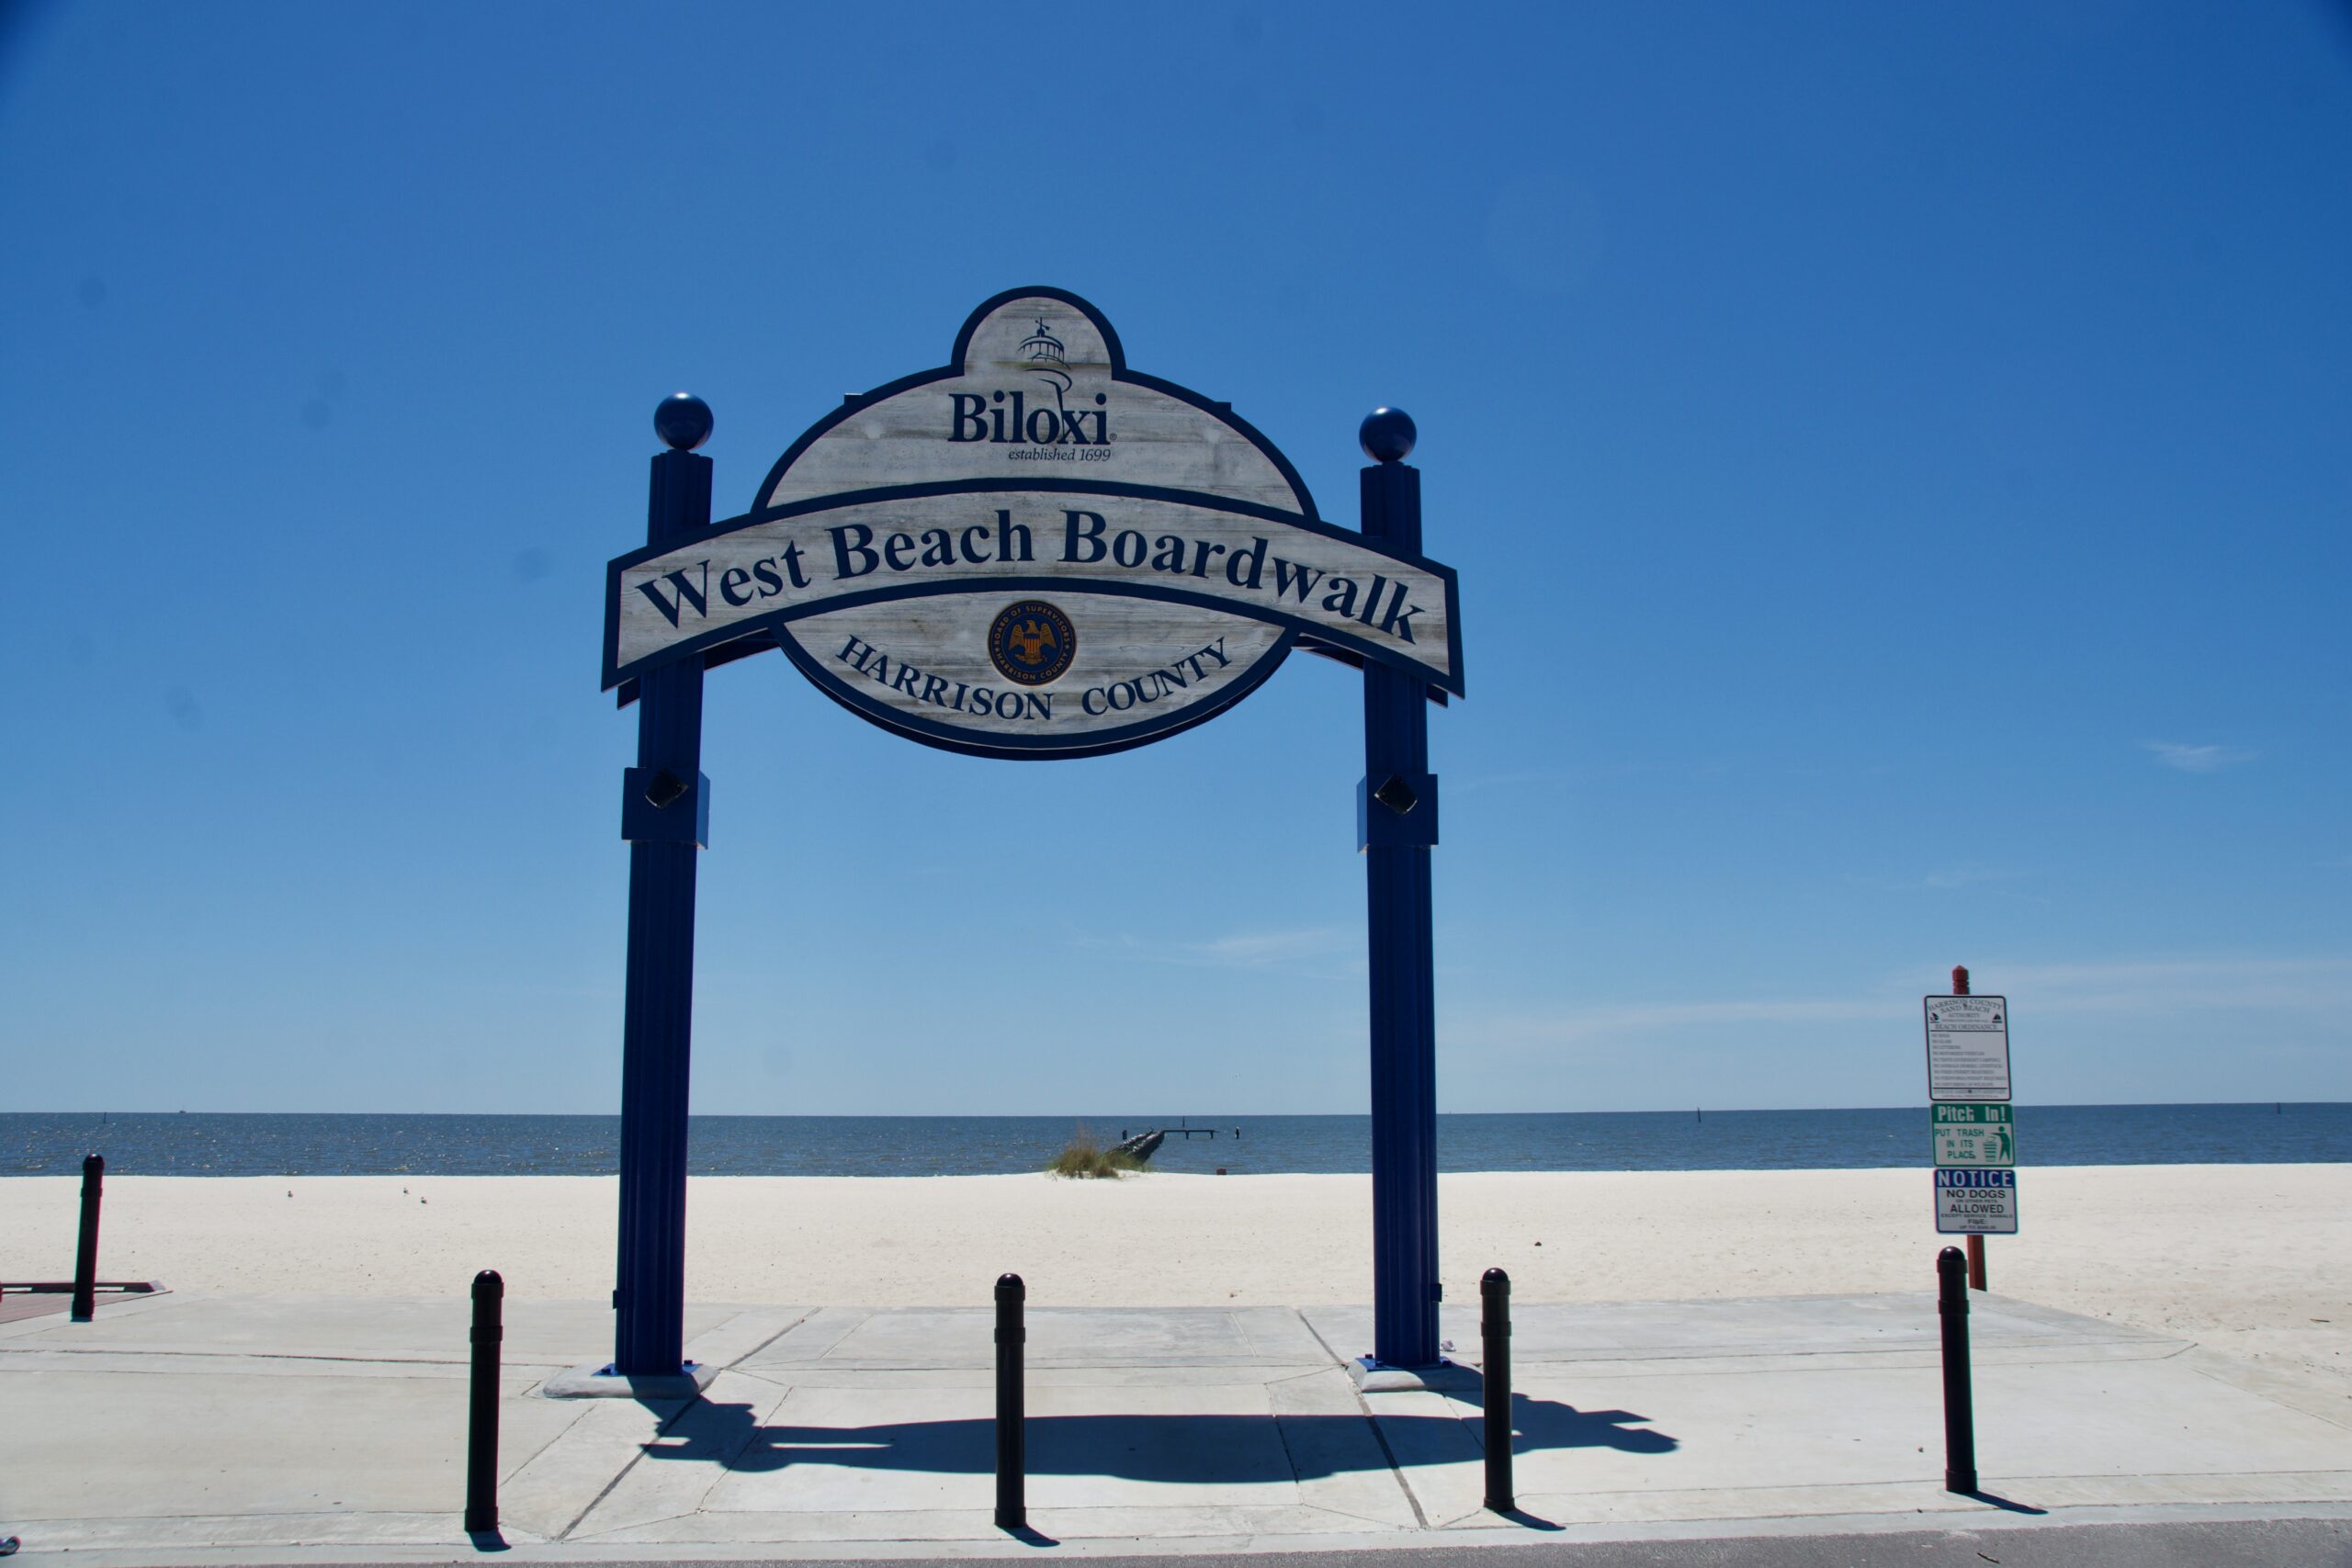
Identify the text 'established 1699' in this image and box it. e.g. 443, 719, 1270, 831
602, 288, 1464, 758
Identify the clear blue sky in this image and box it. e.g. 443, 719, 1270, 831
4, 2, 2347, 1114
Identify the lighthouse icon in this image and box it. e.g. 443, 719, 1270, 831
1021, 317, 1070, 415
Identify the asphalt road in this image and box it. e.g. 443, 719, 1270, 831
1033, 1520, 2352, 1567
299, 1515, 2352, 1568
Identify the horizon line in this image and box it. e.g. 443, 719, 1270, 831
6, 1100, 2342, 1118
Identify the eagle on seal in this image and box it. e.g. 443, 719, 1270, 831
1006, 618, 1057, 664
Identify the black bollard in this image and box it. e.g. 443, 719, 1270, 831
465, 1269, 503, 1535
70, 1155, 104, 1323
1481, 1267, 1513, 1513
1937, 1246, 1977, 1494
994, 1272, 1026, 1531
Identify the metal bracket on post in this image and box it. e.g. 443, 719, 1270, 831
622, 767, 710, 847
1358, 773, 1439, 850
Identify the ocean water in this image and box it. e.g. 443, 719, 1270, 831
4, 1105, 2348, 1178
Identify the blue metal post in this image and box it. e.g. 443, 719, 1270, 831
1358, 407, 1441, 1369
614, 394, 715, 1377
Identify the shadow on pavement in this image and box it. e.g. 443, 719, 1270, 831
640, 1396, 1676, 1484
1506, 1391, 1678, 1454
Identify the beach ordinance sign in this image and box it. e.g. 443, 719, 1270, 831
1927, 998, 2019, 1235
1924, 994, 2011, 1102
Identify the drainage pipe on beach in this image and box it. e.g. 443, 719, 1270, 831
994, 1272, 1026, 1531
1937, 1247, 1977, 1494
465, 1269, 503, 1535
1481, 1267, 1513, 1513
70, 1154, 103, 1323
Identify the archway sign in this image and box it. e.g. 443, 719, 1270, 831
597, 288, 1464, 1389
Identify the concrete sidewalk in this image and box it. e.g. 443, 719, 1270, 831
2, 1288, 2347, 1562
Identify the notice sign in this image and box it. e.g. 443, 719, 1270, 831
1932, 1103, 2015, 1168
1935, 1168, 2018, 1235
1924, 995, 2011, 1102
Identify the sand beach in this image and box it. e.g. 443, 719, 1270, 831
5, 1164, 2347, 1392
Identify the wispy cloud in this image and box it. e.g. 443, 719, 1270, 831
1462, 953, 2352, 1049
1190, 928, 1350, 967
1918, 866, 2029, 890
1449, 768, 1583, 793
1469, 996, 1904, 1046
2143, 740, 2256, 773
1449, 763, 1648, 793
1839, 865, 2038, 898
1991, 953, 2352, 1012
1069, 925, 1352, 973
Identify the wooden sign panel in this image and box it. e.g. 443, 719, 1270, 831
603, 288, 1464, 758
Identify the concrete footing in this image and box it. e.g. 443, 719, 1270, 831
1349, 1354, 1479, 1393
541, 1358, 718, 1399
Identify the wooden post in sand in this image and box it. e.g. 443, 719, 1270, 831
1951, 964, 1987, 1292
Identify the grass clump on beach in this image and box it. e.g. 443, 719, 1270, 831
1047, 1125, 1139, 1179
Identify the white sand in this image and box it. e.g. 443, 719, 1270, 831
6, 1166, 2346, 1387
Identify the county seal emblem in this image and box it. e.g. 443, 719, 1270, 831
987, 600, 1076, 687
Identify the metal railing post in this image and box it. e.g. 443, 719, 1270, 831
1481, 1267, 1513, 1512
465, 1269, 503, 1534
1938, 1246, 1977, 1494
994, 1272, 1026, 1531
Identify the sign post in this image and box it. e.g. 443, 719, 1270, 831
1927, 965, 2015, 1283
1360, 410, 1441, 1370
613, 396, 716, 1379
594, 292, 1468, 1378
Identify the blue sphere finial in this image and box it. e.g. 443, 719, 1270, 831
655, 392, 713, 451
1359, 406, 1416, 463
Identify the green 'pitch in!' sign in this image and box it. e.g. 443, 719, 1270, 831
1932, 1103, 2015, 1168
